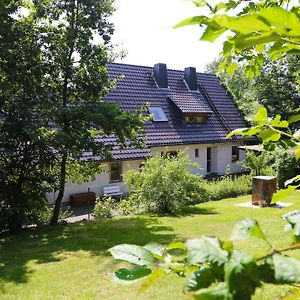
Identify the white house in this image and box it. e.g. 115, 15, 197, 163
47, 63, 249, 204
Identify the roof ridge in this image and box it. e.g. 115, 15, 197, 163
109, 62, 217, 77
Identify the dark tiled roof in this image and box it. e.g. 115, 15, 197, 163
168, 91, 213, 114
102, 63, 247, 160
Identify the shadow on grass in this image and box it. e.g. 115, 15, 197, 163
177, 205, 217, 217
0, 216, 175, 284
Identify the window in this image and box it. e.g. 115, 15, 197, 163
161, 150, 178, 158
207, 147, 211, 173
184, 114, 208, 124
148, 106, 168, 122
232, 146, 239, 162
110, 161, 122, 182
195, 148, 199, 158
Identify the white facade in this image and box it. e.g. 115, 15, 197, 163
47, 143, 245, 204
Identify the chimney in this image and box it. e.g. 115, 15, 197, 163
184, 67, 197, 91
154, 63, 168, 89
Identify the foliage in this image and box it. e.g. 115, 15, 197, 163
175, 0, 300, 77
227, 106, 300, 196
205, 55, 299, 121
244, 150, 275, 176
93, 197, 115, 220
201, 175, 252, 201
115, 197, 144, 216
205, 58, 259, 119
0, 0, 58, 232
253, 55, 300, 120
0, 0, 146, 228
124, 152, 208, 214
110, 214, 300, 300
274, 150, 300, 189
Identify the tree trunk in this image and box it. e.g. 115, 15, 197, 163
50, 153, 67, 225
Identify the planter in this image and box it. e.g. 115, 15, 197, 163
252, 176, 277, 207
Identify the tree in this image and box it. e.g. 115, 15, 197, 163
0, 1, 56, 231
205, 58, 259, 119
205, 55, 299, 120
253, 55, 300, 119
0, 0, 146, 229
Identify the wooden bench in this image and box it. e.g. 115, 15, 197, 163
103, 185, 123, 199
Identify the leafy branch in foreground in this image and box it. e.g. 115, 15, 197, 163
110, 214, 300, 299
175, 0, 300, 77
227, 106, 300, 200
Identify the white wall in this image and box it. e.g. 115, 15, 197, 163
150, 143, 245, 175
47, 143, 245, 204
46, 159, 143, 204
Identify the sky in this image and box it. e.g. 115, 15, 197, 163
110, 0, 224, 72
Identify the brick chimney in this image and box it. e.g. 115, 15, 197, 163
184, 67, 197, 91
154, 63, 168, 89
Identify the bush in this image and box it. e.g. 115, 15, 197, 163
124, 152, 209, 214
115, 197, 144, 216
201, 175, 252, 201
0, 196, 53, 233
93, 197, 115, 220
275, 150, 300, 188
244, 150, 275, 176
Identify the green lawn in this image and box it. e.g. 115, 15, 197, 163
0, 191, 299, 300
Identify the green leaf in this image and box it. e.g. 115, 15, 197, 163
138, 269, 167, 294
201, 25, 226, 42
258, 7, 300, 37
226, 126, 260, 138
191, 282, 231, 299
281, 289, 300, 300
282, 210, 300, 226
258, 128, 281, 143
288, 114, 300, 124
226, 62, 239, 76
271, 115, 289, 128
109, 244, 154, 266
166, 241, 187, 252
253, 107, 268, 124
273, 254, 300, 283
184, 268, 215, 292
212, 14, 270, 34
174, 16, 208, 29
113, 266, 151, 282
272, 186, 296, 203
186, 237, 228, 265
285, 175, 300, 186
231, 218, 267, 242
144, 243, 165, 260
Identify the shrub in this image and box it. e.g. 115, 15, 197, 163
116, 197, 144, 216
124, 152, 209, 214
244, 150, 275, 176
93, 197, 115, 220
0, 197, 53, 232
275, 150, 300, 188
201, 175, 252, 201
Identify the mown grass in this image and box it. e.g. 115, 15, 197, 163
0, 191, 299, 300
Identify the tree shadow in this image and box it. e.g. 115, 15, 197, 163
0, 216, 175, 285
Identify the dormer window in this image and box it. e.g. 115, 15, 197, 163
148, 106, 168, 122
184, 113, 208, 124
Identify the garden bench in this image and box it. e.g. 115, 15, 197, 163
103, 185, 123, 200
